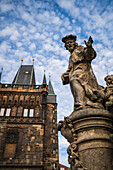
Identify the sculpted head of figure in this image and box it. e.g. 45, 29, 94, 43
104, 75, 113, 86
62, 34, 78, 53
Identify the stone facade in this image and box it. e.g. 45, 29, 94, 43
0, 66, 59, 169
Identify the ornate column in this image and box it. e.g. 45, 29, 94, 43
58, 108, 113, 170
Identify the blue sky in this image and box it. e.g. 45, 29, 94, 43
0, 0, 113, 167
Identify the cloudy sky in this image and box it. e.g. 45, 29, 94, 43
0, 0, 113, 167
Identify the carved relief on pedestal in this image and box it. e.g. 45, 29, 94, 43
104, 75, 113, 110
58, 117, 87, 170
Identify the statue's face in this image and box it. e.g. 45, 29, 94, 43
65, 40, 75, 52
105, 75, 113, 86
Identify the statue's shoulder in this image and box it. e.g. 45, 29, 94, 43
76, 45, 84, 51
72, 45, 85, 61
73, 45, 84, 54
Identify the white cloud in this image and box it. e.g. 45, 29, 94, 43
0, 3, 14, 13
28, 26, 36, 33
55, 0, 75, 10
29, 43, 36, 50
16, 42, 22, 47
52, 16, 62, 25
53, 34, 59, 40
0, 25, 20, 41
0, 41, 11, 53
20, 25, 27, 31
22, 12, 35, 24
10, 31, 20, 41
24, 0, 31, 6
0, 26, 13, 37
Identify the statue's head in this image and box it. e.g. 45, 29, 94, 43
104, 75, 113, 86
62, 34, 78, 53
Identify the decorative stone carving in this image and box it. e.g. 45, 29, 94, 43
58, 117, 76, 143
104, 75, 113, 110
67, 142, 86, 170
58, 118, 86, 170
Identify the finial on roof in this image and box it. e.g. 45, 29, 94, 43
42, 70, 47, 85
49, 73, 51, 79
32, 57, 35, 65
21, 57, 24, 65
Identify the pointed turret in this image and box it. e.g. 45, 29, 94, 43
42, 70, 47, 85
48, 76, 55, 95
0, 67, 3, 83
47, 74, 56, 104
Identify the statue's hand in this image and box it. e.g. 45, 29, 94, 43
84, 36, 93, 47
61, 72, 69, 80
61, 72, 69, 85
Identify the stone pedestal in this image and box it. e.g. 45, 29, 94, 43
59, 108, 113, 170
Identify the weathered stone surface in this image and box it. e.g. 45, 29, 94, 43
59, 108, 113, 170
0, 82, 59, 169
61, 35, 105, 111
104, 75, 113, 111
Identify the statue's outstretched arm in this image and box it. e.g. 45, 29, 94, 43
84, 36, 93, 47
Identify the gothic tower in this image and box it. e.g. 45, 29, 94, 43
0, 63, 59, 169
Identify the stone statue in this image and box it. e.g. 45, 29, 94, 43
61, 34, 105, 110
59, 34, 113, 170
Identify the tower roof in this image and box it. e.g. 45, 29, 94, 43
12, 65, 36, 85
0, 67, 3, 83
47, 78, 56, 103
42, 71, 47, 85
48, 79, 55, 95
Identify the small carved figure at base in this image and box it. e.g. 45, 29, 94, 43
104, 75, 113, 111
58, 117, 75, 143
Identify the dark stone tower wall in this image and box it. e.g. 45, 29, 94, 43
44, 103, 59, 169
0, 66, 59, 170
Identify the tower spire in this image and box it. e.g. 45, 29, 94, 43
0, 67, 3, 83
48, 74, 55, 94
42, 70, 47, 85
